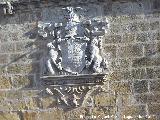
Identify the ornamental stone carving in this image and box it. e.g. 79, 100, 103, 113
38, 6, 109, 108
2, 2, 14, 15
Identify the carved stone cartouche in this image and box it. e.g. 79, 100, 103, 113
38, 7, 107, 75
38, 6, 109, 108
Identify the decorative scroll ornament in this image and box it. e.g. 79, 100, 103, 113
39, 6, 109, 108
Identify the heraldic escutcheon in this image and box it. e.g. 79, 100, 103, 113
38, 6, 109, 108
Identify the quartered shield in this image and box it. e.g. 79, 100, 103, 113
60, 38, 87, 73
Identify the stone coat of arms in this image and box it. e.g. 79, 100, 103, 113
38, 7, 108, 76
38, 6, 109, 108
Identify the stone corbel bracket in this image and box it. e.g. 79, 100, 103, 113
1, 2, 14, 15
41, 74, 107, 108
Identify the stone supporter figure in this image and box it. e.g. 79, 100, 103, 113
46, 41, 62, 75
86, 36, 103, 73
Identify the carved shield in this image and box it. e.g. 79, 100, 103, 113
60, 38, 87, 73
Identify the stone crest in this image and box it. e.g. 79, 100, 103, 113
39, 7, 108, 75
38, 6, 109, 108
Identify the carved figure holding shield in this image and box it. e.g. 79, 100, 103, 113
86, 36, 103, 73
46, 41, 62, 75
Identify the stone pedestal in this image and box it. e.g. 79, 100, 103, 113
41, 74, 107, 108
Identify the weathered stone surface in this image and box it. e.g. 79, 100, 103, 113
122, 33, 135, 43
0, 54, 8, 64
15, 41, 35, 52
152, 0, 160, 10
132, 68, 147, 79
0, 91, 6, 101
112, 2, 132, 15
152, 11, 160, 18
121, 94, 131, 106
64, 108, 85, 119
122, 105, 146, 117
150, 21, 159, 30
0, 101, 12, 111
22, 90, 39, 98
110, 82, 131, 94
105, 35, 121, 44
132, 57, 160, 68
137, 21, 150, 31
135, 93, 160, 104
94, 93, 116, 106
148, 94, 160, 103
22, 111, 38, 120
7, 64, 23, 74
0, 32, 7, 43
92, 106, 116, 118
148, 104, 160, 114
109, 24, 121, 34
6, 90, 22, 100
158, 42, 160, 54
121, 22, 138, 33
107, 15, 121, 23
0, 75, 12, 89
150, 80, 160, 92
0, 112, 20, 120
134, 80, 148, 93
134, 94, 148, 104
25, 97, 40, 110
147, 115, 158, 120
10, 53, 31, 63
103, 45, 117, 58
136, 33, 150, 42
152, 31, 160, 41
0, 43, 15, 53
12, 75, 33, 88
108, 70, 132, 81
10, 100, 27, 110
146, 67, 160, 79
0, 65, 6, 74
117, 44, 143, 58
144, 43, 157, 56
110, 58, 131, 70
7, 63, 39, 74
40, 96, 57, 109
38, 109, 64, 120
10, 52, 43, 63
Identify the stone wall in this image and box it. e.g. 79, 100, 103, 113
0, 0, 160, 119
